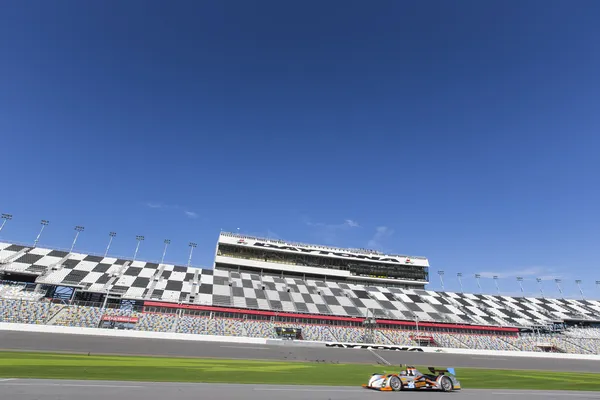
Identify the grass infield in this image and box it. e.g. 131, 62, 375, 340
0, 351, 599, 391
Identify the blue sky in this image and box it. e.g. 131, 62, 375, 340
1, 1, 599, 299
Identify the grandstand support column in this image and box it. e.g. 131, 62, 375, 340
101, 289, 110, 309
537, 278, 545, 298
33, 220, 49, 247
69, 288, 77, 304
363, 309, 377, 344
493, 275, 499, 295
104, 232, 116, 257
415, 315, 420, 338
188, 242, 197, 267
133, 235, 144, 261
457, 273, 463, 293
437, 270, 445, 290
575, 280, 584, 300
0, 213, 12, 234
70, 226, 85, 253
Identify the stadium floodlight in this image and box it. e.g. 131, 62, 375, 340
133, 235, 144, 261
161, 239, 171, 264
187, 242, 197, 267
575, 279, 584, 300
536, 278, 544, 298
555, 278, 563, 296
596, 281, 600, 292
0, 213, 12, 234
457, 273, 463, 293
34, 220, 49, 247
69, 226, 85, 253
516, 277, 524, 295
437, 270, 445, 291
104, 232, 116, 257
474, 274, 482, 293
493, 276, 499, 295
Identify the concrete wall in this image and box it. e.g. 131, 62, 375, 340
3, 322, 600, 361
0, 322, 268, 344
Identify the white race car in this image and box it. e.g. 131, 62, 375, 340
363, 366, 461, 392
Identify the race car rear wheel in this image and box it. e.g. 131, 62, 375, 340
439, 376, 453, 392
388, 375, 402, 391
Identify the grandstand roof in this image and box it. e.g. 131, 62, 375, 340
219, 232, 429, 265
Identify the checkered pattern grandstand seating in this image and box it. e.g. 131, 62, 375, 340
2, 242, 599, 329
2, 241, 600, 356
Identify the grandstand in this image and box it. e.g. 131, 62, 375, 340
1, 230, 600, 355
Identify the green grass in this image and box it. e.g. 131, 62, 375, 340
1, 351, 599, 391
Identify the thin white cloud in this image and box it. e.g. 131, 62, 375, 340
344, 219, 360, 228
145, 201, 198, 220
476, 267, 564, 280
367, 226, 394, 250
184, 211, 198, 219
303, 217, 359, 244
304, 218, 360, 229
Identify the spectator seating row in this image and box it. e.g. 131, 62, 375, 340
2, 298, 599, 355
0, 283, 44, 301
0, 299, 59, 324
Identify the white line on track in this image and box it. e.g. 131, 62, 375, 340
471, 357, 508, 360
0, 383, 144, 388
219, 345, 270, 350
492, 392, 600, 398
253, 388, 360, 392
0, 378, 16, 382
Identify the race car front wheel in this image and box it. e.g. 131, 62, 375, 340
439, 376, 453, 392
388, 375, 402, 391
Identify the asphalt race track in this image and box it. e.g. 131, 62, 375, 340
2, 380, 600, 400
1, 330, 599, 373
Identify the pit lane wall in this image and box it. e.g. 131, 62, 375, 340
2, 322, 600, 361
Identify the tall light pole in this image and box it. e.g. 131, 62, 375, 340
161, 239, 171, 264
438, 270, 445, 290
70, 226, 84, 253
493, 275, 499, 295
188, 242, 197, 267
104, 232, 116, 257
34, 220, 49, 247
536, 278, 544, 298
596, 281, 600, 293
133, 235, 144, 261
555, 279, 563, 297
516, 277, 524, 295
474, 274, 482, 293
457, 272, 463, 293
575, 280, 584, 300
0, 213, 12, 234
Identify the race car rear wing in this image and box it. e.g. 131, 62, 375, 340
428, 367, 456, 376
